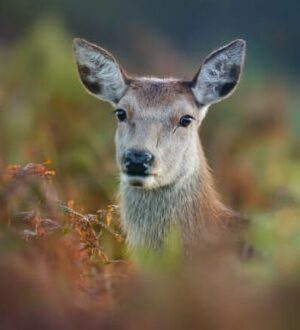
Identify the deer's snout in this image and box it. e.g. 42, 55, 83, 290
123, 149, 154, 176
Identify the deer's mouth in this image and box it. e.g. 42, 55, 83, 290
125, 170, 149, 177
121, 172, 158, 189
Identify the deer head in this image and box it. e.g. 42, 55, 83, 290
73, 39, 245, 190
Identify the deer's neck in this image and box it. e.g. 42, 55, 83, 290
119, 149, 240, 250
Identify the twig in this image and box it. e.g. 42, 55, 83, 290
59, 202, 125, 242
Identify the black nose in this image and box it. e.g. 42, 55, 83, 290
124, 149, 154, 176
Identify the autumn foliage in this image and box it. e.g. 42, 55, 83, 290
1, 162, 300, 329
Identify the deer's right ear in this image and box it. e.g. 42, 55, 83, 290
73, 38, 128, 105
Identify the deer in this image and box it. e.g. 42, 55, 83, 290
72, 38, 248, 253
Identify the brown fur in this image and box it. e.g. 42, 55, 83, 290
127, 79, 195, 107
73, 38, 248, 253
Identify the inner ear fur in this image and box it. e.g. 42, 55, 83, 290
191, 39, 246, 106
73, 38, 129, 105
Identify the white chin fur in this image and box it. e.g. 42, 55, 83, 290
121, 174, 158, 189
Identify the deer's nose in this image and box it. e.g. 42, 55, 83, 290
123, 149, 154, 176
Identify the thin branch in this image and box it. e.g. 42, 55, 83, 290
59, 202, 125, 242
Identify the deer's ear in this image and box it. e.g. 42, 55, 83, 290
73, 38, 128, 105
191, 39, 246, 106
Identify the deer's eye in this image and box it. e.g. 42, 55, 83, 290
179, 115, 194, 127
114, 109, 127, 122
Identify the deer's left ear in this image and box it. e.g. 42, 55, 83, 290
191, 39, 246, 106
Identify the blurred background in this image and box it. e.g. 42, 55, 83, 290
0, 1, 300, 329
0, 0, 300, 214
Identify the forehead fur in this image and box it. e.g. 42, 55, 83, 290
124, 78, 196, 108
